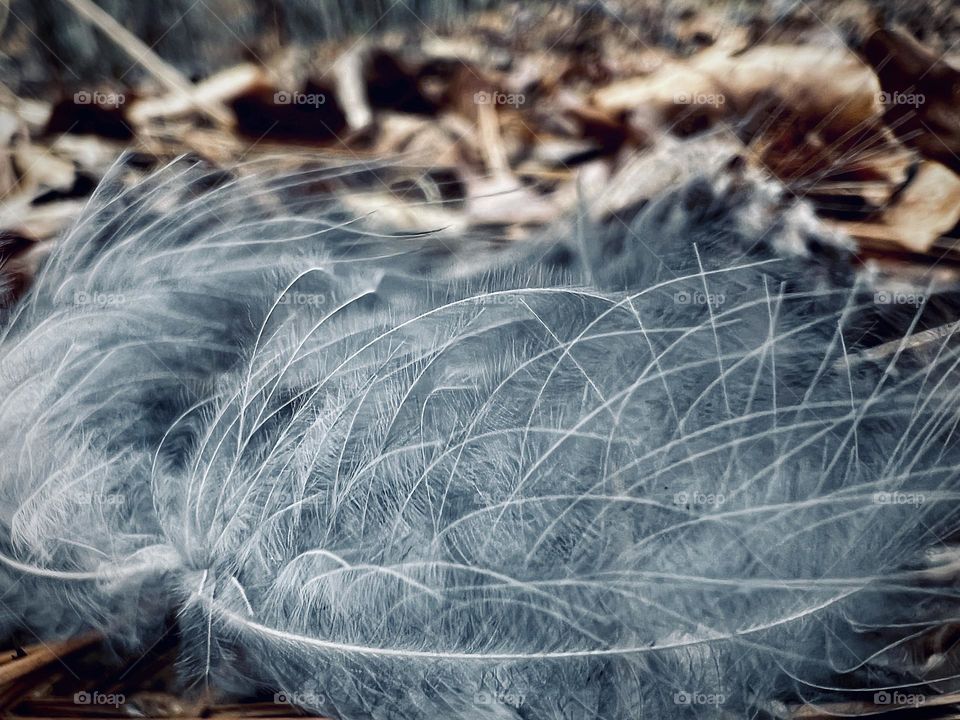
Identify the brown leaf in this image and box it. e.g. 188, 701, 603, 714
230, 79, 347, 144
44, 92, 135, 141
859, 26, 960, 173
830, 161, 960, 253
593, 45, 882, 144
595, 44, 910, 215
363, 47, 439, 116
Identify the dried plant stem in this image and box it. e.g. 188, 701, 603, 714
0, 632, 99, 684
56, 0, 233, 127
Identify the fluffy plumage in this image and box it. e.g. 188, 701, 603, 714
1, 148, 959, 719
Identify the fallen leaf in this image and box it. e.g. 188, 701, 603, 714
230, 79, 347, 143
128, 63, 266, 125
593, 45, 882, 145
859, 26, 960, 173
44, 92, 135, 141
830, 161, 960, 253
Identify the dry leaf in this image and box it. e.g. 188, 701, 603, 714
831, 161, 960, 253
860, 26, 960, 173
44, 92, 135, 141
230, 79, 347, 143
593, 45, 882, 144
128, 63, 266, 125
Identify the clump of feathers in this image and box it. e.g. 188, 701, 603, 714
1, 147, 960, 719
